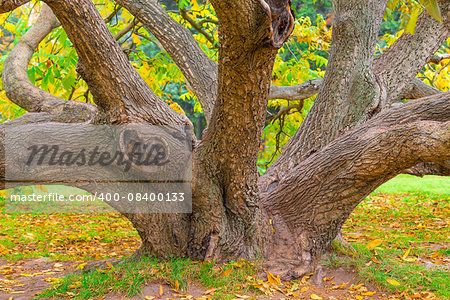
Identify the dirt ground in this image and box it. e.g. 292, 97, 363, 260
0, 257, 396, 300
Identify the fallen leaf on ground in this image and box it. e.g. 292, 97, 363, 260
402, 246, 411, 260
204, 288, 217, 295
221, 268, 232, 277
76, 263, 87, 270
365, 239, 382, 250
386, 278, 401, 286
267, 272, 281, 285
234, 294, 250, 299
361, 291, 376, 296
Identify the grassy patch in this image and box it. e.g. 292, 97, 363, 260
38, 257, 261, 300
330, 242, 449, 298
0, 195, 140, 261
374, 174, 449, 196
2, 175, 449, 299
338, 175, 450, 298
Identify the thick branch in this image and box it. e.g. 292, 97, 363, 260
0, 110, 101, 190
429, 53, 450, 64
264, 0, 389, 181
2, 4, 98, 122
269, 78, 323, 100
404, 161, 450, 177
262, 93, 450, 266
115, 0, 218, 122
374, 1, 450, 104
397, 78, 442, 100
44, 0, 188, 125
0, 0, 29, 13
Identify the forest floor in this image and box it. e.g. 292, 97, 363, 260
0, 175, 448, 300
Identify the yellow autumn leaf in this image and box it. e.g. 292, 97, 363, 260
310, 293, 323, 300
76, 263, 87, 270
355, 295, 363, 300
35, 185, 48, 192
4, 23, 15, 32
43, 277, 62, 283
144, 296, 155, 300
234, 294, 251, 299
0, 244, 8, 255
106, 262, 114, 269
267, 272, 281, 285
300, 287, 309, 293
361, 291, 376, 296
402, 246, 411, 260
386, 278, 401, 286
159, 284, 163, 296
365, 239, 382, 250
204, 288, 217, 295
405, 7, 420, 35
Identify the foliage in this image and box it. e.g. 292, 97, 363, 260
258, 15, 330, 173
1, 0, 449, 164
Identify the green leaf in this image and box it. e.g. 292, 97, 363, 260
405, 7, 420, 35
420, 0, 442, 22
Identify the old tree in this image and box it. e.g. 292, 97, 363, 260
1, 0, 449, 278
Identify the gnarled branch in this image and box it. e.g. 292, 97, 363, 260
2, 4, 98, 122
261, 93, 449, 277
44, 0, 188, 126
269, 78, 323, 100
374, 0, 450, 104
115, 0, 218, 123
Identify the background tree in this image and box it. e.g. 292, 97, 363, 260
0, 0, 449, 279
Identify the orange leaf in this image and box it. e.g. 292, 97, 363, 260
267, 272, 281, 285
221, 268, 232, 277
365, 239, 382, 250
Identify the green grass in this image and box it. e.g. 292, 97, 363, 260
375, 174, 450, 196
337, 175, 450, 298
3, 175, 450, 299
38, 257, 261, 300
330, 242, 450, 299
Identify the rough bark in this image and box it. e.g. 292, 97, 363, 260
261, 93, 450, 278
115, 0, 218, 123
375, 0, 450, 104
193, 0, 295, 257
404, 161, 450, 177
0, 0, 29, 13
44, 0, 188, 126
269, 78, 323, 101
